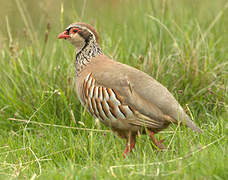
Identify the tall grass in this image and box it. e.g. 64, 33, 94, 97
0, 0, 227, 179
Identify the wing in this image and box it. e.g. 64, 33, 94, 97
81, 72, 165, 129
84, 55, 201, 132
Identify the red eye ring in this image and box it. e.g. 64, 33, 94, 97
71, 28, 79, 33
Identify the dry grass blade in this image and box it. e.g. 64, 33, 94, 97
22, 92, 58, 148
0, 147, 29, 155
5, 17, 12, 45
147, 14, 180, 52
109, 136, 225, 177
28, 147, 42, 177
81, 0, 87, 18
131, 161, 195, 177
60, 3, 64, 29
8, 118, 111, 133
0, 145, 9, 149
7, 118, 178, 134
0, 172, 14, 177
196, 1, 228, 49
14, 0, 36, 43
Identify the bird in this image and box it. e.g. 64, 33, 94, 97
58, 22, 202, 157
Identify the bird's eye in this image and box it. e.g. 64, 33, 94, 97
71, 28, 79, 33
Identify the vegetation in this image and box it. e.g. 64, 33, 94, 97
0, 0, 227, 179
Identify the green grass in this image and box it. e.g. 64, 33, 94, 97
0, 0, 227, 179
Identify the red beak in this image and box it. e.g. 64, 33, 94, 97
58, 30, 70, 39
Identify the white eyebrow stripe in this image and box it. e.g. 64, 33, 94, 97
66, 24, 80, 30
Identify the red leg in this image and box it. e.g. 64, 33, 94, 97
148, 130, 165, 150
122, 132, 136, 158
122, 142, 135, 157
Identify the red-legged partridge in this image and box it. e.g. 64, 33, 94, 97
58, 22, 201, 157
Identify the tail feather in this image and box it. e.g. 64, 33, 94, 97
184, 115, 202, 133
176, 106, 202, 133
164, 113, 202, 133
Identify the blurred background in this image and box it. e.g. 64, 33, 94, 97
1, 0, 227, 47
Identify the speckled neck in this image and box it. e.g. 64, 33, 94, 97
75, 39, 103, 76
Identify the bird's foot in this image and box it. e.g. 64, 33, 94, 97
122, 142, 135, 158
148, 130, 166, 150
154, 139, 166, 150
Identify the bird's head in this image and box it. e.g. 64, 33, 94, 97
58, 22, 99, 52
